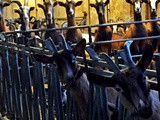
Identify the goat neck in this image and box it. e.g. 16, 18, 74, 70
67, 13, 75, 27
98, 14, 106, 24
134, 11, 142, 21
0, 18, 6, 32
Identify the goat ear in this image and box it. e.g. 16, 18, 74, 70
104, 0, 110, 6
87, 72, 116, 87
75, 1, 82, 7
3, 2, 11, 7
30, 7, 35, 12
136, 44, 153, 72
72, 39, 86, 56
58, 2, 66, 7
37, 3, 45, 12
33, 54, 54, 64
53, 1, 58, 7
126, 0, 133, 4
90, 4, 96, 8
142, 0, 148, 3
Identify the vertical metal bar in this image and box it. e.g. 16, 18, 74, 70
9, 48, 23, 119
20, 50, 33, 120
155, 55, 160, 100
101, 87, 109, 120
66, 87, 72, 120
32, 62, 41, 120
0, 47, 6, 116
1, 45, 12, 118
88, 27, 92, 44
88, 81, 94, 120
36, 62, 47, 120
96, 86, 102, 120
88, 0, 91, 25
54, 68, 64, 120
47, 64, 55, 120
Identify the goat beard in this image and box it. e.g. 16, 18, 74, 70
0, 18, 6, 32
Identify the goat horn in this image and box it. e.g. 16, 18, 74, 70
95, 0, 98, 3
11, 0, 22, 7
66, 0, 68, 3
99, 53, 120, 75
124, 41, 136, 68
24, 0, 29, 6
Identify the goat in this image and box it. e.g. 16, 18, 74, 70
55, 0, 83, 43
37, 0, 63, 45
123, 0, 148, 56
88, 41, 160, 120
90, 0, 112, 55
143, 0, 160, 52
33, 39, 89, 120
0, 0, 11, 33
33, 37, 119, 120
11, 0, 34, 32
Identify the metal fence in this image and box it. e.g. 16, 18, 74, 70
0, 19, 160, 120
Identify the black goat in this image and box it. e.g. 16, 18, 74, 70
88, 41, 160, 120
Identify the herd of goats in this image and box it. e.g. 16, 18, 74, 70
1, 0, 160, 120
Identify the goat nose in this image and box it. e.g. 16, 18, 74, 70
152, 9, 156, 13
47, 13, 51, 18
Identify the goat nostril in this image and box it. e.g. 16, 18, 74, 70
47, 14, 51, 18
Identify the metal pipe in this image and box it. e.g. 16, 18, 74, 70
2, 18, 160, 34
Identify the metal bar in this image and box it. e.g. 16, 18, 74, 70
20, 50, 33, 120
53, 67, 64, 120
48, 65, 55, 120
2, 19, 160, 34
1, 45, 12, 118
36, 62, 47, 120
9, 48, 23, 119
32, 62, 41, 120
80, 65, 158, 90
155, 55, 160, 100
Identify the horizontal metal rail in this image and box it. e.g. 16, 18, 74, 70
1, 18, 160, 34
76, 57, 157, 77
78, 64, 158, 91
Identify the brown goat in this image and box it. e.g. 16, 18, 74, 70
88, 41, 160, 120
144, 0, 160, 52
90, 0, 112, 55
0, 0, 11, 32
123, 0, 148, 56
55, 0, 83, 43
37, 0, 61, 43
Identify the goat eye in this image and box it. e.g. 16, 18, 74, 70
72, 58, 76, 63
115, 85, 122, 92
53, 63, 57, 67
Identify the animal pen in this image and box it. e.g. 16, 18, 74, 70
0, 19, 159, 120
1, 0, 160, 120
